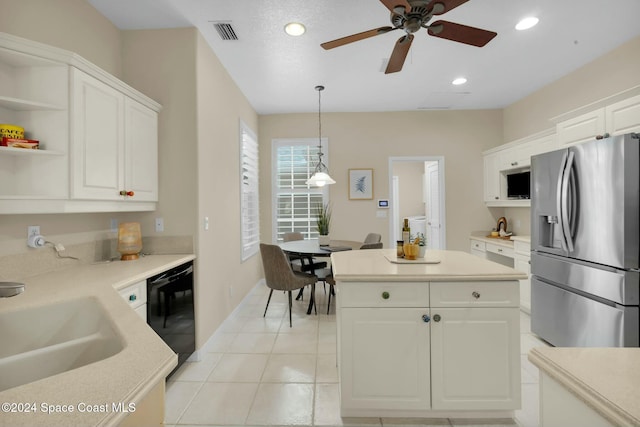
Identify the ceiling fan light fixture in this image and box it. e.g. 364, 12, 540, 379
284, 22, 306, 36
452, 77, 467, 85
515, 17, 539, 31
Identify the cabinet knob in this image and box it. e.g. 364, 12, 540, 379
494, 196, 499, 200
511, 161, 518, 166
381, 291, 390, 300
433, 314, 441, 322
472, 291, 480, 299
129, 294, 137, 301
119, 190, 135, 197
422, 314, 430, 323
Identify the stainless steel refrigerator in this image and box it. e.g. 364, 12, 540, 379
531, 133, 640, 347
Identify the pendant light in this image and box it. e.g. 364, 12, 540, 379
306, 85, 336, 187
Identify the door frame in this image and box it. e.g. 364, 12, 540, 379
388, 156, 446, 249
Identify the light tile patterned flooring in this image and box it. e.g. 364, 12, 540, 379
165, 283, 550, 427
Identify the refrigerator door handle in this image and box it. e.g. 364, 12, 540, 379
556, 151, 569, 252
560, 151, 575, 252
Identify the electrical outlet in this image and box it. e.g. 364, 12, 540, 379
155, 217, 164, 232
204, 216, 209, 231
110, 219, 118, 232
27, 225, 40, 238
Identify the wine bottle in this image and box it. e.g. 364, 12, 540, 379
402, 218, 410, 244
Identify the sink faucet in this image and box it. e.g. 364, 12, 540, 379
0, 282, 25, 298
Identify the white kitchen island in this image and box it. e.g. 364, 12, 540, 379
330, 249, 527, 419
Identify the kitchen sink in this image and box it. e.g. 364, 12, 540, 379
0, 297, 124, 392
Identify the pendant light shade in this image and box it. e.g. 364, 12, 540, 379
306, 85, 335, 187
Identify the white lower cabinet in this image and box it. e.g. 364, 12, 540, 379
430, 307, 521, 410
341, 308, 430, 411
338, 280, 520, 416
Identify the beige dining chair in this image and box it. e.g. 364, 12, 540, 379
359, 242, 383, 250
363, 233, 382, 244
325, 242, 382, 314
260, 243, 318, 327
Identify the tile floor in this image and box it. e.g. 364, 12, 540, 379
165, 282, 550, 427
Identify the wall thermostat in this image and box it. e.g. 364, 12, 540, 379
377, 199, 389, 208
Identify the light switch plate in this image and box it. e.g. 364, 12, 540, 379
155, 217, 164, 232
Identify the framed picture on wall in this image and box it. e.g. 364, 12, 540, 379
349, 168, 373, 200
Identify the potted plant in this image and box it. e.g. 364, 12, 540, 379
315, 202, 332, 246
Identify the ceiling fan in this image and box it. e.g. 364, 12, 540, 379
321, 0, 497, 74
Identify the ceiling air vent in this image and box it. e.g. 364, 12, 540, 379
212, 21, 238, 41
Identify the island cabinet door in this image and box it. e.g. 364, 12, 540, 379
430, 307, 521, 410
340, 307, 431, 411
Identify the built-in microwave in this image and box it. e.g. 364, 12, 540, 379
506, 170, 530, 199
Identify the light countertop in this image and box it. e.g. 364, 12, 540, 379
331, 249, 526, 282
0, 254, 195, 427
529, 347, 640, 426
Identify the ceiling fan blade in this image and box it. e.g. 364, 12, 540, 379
429, 0, 471, 15
321, 26, 396, 50
385, 34, 414, 74
379, 0, 411, 14
427, 20, 497, 47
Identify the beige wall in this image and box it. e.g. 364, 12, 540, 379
259, 110, 502, 251
503, 35, 640, 142
0, 0, 122, 77
194, 32, 261, 346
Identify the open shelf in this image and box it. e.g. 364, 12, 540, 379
0, 146, 64, 156
0, 95, 65, 111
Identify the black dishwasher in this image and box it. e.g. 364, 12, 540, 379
147, 261, 195, 377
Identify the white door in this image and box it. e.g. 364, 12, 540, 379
124, 98, 158, 201
426, 162, 440, 249
340, 307, 431, 411
430, 307, 521, 410
71, 68, 124, 200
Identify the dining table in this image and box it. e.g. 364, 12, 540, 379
279, 239, 362, 315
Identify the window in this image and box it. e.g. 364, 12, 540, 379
240, 121, 259, 261
272, 138, 329, 242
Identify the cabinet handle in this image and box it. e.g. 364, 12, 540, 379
422, 314, 430, 323
433, 314, 441, 322
494, 196, 499, 200
497, 248, 503, 252
472, 291, 480, 299
511, 161, 518, 166
381, 291, 390, 300
129, 294, 137, 301
119, 190, 135, 197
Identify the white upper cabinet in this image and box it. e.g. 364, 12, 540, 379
555, 89, 640, 146
605, 94, 640, 136
71, 67, 125, 200
483, 129, 557, 207
0, 32, 160, 213
71, 68, 158, 202
556, 109, 606, 146
124, 98, 158, 202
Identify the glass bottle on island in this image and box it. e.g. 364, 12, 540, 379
402, 218, 411, 244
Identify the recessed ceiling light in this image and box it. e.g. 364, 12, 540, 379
515, 17, 539, 31
452, 77, 467, 85
284, 22, 306, 36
